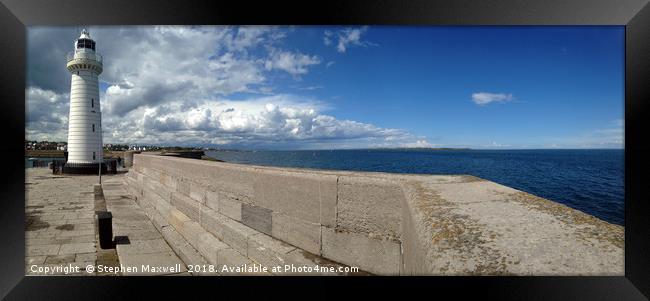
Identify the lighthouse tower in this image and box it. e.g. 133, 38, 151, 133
63, 29, 106, 174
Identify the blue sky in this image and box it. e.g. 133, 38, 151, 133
26, 26, 624, 149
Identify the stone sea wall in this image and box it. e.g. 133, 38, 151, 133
124, 153, 624, 275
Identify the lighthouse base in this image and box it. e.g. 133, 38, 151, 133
62, 162, 107, 174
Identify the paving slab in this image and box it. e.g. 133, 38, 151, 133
25, 169, 104, 275
59, 243, 96, 255
117, 252, 187, 276
103, 174, 189, 276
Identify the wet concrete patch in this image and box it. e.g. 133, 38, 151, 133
55, 224, 75, 231
33, 176, 70, 180
26, 215, 50, 231
61, 206, 85, 210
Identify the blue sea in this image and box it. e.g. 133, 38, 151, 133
206, 149, 624, 226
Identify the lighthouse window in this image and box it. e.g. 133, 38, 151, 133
93, 152, 96, 160
92, 124, 95, 132
76, 39, 96, 50
91, 98, 94, 108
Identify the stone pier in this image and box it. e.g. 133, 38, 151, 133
25, 153, 624, 276
122, 153, 624, 276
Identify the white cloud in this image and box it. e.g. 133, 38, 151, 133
471, 92, 514, 105
26, 26, 429, 149
67, 26, 322, 119
324, 30, 333, 46
95, 94, 425, 149
229, 26, 278, 51
25, 87, 70, 141
324, 26, 375, 53
264, 49, 321, 76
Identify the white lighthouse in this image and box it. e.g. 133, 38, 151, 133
63, 29, 106, 174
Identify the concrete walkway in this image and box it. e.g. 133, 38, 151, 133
25, 168, 118, 276
102, 174, 188, 276
402, 177, 624, 275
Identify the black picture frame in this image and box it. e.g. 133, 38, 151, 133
1, 0, 648, 299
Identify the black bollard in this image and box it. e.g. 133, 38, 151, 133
97, 211, 113, 249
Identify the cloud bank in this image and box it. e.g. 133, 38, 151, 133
26, 26, 426, 149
